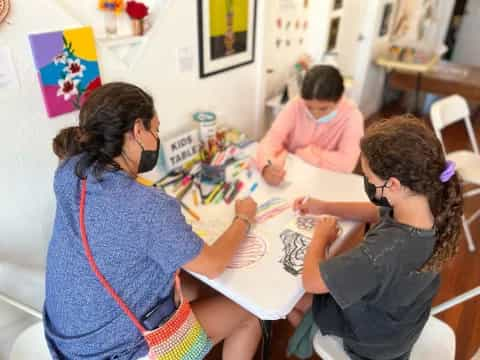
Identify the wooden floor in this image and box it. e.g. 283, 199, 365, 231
206, 103, 480, 360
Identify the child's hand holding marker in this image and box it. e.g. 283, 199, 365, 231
293, 196, 325, 216
294, 196, 309, 216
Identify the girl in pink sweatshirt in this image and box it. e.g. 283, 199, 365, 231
256, 65, 364, 186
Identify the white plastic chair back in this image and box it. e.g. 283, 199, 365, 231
430, 94, 479, 155
313, 316, 455, 360
410, 316, 456, 359
9, 322, 50, 360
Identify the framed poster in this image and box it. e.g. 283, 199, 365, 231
327, 17, 340, 52
198, 0, 257, 78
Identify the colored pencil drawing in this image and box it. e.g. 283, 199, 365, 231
255, 197, 290, 224
286, 215, 343, 239
29, 26, 102, 118
228, 232, 267, 269
279, 229, 310, 276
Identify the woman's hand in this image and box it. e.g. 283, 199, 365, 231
235, 197, 257, 223
312, 216, 338, 248
293, 197, 326, 216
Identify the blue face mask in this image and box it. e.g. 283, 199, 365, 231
316, 110, 337, 124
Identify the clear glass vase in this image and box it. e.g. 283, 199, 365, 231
104, 11, 117, 35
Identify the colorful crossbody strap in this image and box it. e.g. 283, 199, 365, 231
79, 179, 183, 335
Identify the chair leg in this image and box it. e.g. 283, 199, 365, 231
260, 320, 272, 360
462, 215, 476, 252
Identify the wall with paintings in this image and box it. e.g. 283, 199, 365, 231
0, 0, 266, 270
355, 0, 454, 118
262, 0, 317, 99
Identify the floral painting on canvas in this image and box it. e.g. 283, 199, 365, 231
29, 26, 102, 118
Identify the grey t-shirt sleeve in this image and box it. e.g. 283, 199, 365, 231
320, 245, 380, 310
147, 195, 204, 274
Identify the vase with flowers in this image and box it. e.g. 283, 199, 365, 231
126, 1, 149, 36
98, 0, 124, 35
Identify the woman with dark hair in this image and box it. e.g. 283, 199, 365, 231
256, 65, 364, 186
289, 116, 463, 359
45, 82, 261, 359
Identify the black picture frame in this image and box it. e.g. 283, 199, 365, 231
197, 0, 257, 78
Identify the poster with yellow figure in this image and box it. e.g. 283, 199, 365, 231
198, 0, 257, 77
209, 0, 248, 59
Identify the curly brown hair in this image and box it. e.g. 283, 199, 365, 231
360, 115, 463, 272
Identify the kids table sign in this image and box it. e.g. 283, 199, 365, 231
162, 129, 201, 171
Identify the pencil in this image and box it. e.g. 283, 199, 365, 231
179, 200, 200, 221
193, 189, 199, 206
176, 180, 193, 200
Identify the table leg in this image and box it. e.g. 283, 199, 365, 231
381, 70, 392, 112
414, 72, 422, 115
260, 319, 272, 360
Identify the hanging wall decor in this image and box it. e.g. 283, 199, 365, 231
379, 2, 393, 37
0, 0, 10, 26
29, 26, 102, 118
198, 0, 257, 78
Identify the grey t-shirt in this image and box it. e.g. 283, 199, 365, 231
312, 207, 439, 360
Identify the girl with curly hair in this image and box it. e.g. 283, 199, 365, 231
289, 115, 463, 359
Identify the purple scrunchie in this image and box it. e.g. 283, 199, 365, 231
440, 160, 456, 183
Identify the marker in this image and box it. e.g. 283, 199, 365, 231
226, 181, 244, 204
296, 196, 309, 216
205, 182, 224, 205
161, 176, 183, 188
173, 175, 190, 192
213, 183, 229, 204
193, 189, 199, 207
247, 182, 258, 196
195, 181, 206, 204
224, 180, 237, 203
179, 200, 200, 222
176, 180, 193, 200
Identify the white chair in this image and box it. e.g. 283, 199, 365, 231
0, 293, 50, 359
9, 321, 50, 360
313, 286, 480, 360
430, 94, 480, 252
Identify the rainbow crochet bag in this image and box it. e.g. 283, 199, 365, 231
79, 179, 212, 359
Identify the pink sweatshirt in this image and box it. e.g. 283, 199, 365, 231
256, 96, 364, 173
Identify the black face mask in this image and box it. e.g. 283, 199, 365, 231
363, 176, 392, 208
137, 132, 160, 173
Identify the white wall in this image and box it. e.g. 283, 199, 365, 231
258, 0, 330, 135
0, 0, 265, 269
